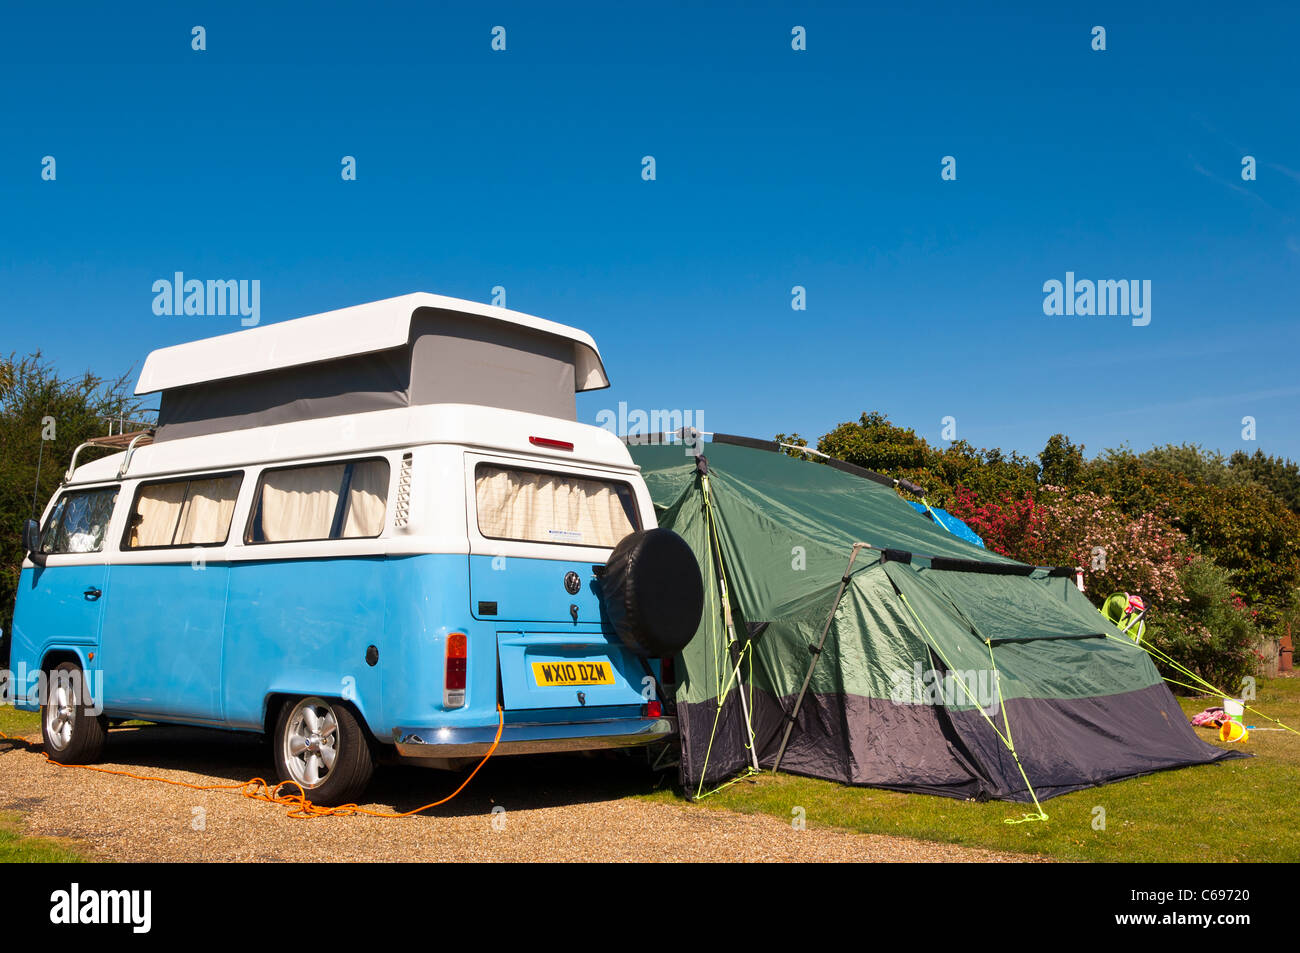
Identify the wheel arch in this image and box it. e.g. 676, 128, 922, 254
40, 647, 88, 672
263, 692, 381, 749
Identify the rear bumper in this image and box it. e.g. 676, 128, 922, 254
393, 715, 676, 758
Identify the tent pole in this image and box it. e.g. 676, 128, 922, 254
772, 542, 868, 774
701, 469, 761, 777
727, 620, 761, 773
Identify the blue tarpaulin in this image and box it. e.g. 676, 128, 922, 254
908, 501, 986, 548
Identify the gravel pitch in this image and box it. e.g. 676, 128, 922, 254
0, 725, 1032, 862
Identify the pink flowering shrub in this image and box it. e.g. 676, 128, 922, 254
946, 487, 1045, 562
948, 485, 1186, 607
1032, 488, 1188, 608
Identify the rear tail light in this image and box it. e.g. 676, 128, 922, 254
643, 700, 662, 719
529, 436, 574, 451
444, 632, 467, 708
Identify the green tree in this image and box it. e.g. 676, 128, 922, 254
955, 445, 1039, 504
773, 432, 810, 459
1132, 443, 1243, 487
1038, 433, 1085, 487
1144, 557, 1261, 692
1228, 448, 1300, 514
817, 412, 932, 475
813, 412, 1040, 507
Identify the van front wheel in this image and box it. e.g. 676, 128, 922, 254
42, 661, 107, 765
273, 696, 374, 807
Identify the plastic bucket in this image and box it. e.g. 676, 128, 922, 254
1219, 720, 1249, 743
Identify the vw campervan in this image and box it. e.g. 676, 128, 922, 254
10, 293, 703, 805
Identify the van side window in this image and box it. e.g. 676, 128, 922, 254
124, 473, 242, 549
475, 465, 639, 547
39, 486, 119, 555
247, 458, 389, 543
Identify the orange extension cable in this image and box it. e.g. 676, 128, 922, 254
0, 705, 504, 819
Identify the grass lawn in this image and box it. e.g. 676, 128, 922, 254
0, 812, 89, 862
641, 677, 1300, 862
0, 709, 150, 737
0, 706, 40, 739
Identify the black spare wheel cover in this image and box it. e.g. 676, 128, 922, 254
601, 528, 705, 656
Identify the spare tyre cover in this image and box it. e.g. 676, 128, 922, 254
600, 528, 705, 657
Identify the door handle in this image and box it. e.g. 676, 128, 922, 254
83, 587, 102, 602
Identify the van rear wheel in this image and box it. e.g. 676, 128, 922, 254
273, 696, 374, 807
42, 661, 107, 765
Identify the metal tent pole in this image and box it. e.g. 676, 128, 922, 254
772, 542, 869, 774
721, 593, 761, 774
701, 471, 761, 774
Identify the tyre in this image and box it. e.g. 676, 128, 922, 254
42, 661, 107, 765
599, 528, 705, 656
272, 696, 374, 806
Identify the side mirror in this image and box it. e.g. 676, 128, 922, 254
23, 519, 47, 567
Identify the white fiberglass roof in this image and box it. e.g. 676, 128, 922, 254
135, 292, 610, 395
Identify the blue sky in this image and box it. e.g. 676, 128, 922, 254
2, 2, 1297, 463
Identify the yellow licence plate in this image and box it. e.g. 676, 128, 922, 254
532, 660, 616, 687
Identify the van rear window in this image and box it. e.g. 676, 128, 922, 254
475, 465, 639, 548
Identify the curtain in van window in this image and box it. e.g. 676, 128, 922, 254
475, 466, 636, 547
259, 464, 346, 542
131, 482, 189, 547
174, 476, 240, 544
341, 460, 388, 538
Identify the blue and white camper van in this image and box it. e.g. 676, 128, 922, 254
9, 293, 703, 804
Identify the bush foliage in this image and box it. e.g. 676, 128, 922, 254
1144, 558, 1262, 694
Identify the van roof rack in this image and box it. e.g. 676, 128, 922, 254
63, 428, 156, 483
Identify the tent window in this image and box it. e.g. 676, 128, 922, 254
247, 458, 390, 544
475, 464, 639, 548
40, 486, 120, 555
124, 473, 242, 549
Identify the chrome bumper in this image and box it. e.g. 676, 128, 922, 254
393, 715, 676, 759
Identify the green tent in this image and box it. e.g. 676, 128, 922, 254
630, 436, 1241, 803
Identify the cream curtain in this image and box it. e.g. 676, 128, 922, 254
260, 464, 346, 542
259, 461, 389, 542
341, 460, 389, 538
129, 476, 240, 547
175, 476, 240, 544
130, 482, 188, 547
476, 466, 635, 547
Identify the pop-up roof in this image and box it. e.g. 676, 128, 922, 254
136, 293, 609, 441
